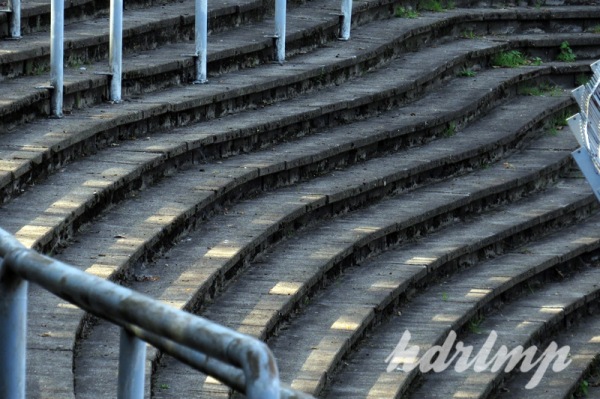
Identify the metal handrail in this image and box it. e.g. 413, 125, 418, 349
26, 0, 352, 116
4, 0, 21, 38
569, 60, 600, 202
0, 227, 314, 399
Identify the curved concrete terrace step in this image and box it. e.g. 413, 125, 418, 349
406, 264, 600, 399
0, 8, 464, 135
3, 21, 508, 202
2, 5, 599, 132
497, 315, 600, 398
0, 0, 269, 79
2, 21, 596, 209
0, 0, 395, 82
2, 41, 561, 251
0, 0, 352, 131
269, 182, 600, 397
0, 0, 267, 39
326, 233, 598, 398
30, 92, 573, 397
142, 131, 585, 397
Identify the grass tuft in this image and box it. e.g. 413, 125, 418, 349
491, 51, 542, 68
394, 6, 419, 18
419, 0, 444, 11
491, 50, 528, 68
518, 82, 562, 96
556, 41, 576, 62
457, 67, 476, 78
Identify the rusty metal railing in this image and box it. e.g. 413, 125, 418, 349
0, 227, 314, 399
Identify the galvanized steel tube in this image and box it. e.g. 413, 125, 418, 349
50, 0, 64, 117
274, 0, 286, 63
4, 249, 281, 399
126, 324, 247, 392
109, 0, 123, 102
117, 328, 147, 399
194, 0, 208, 83
340, 0, 352, 40
127, 325, 314, 398
0, 263, 27, 399
8, 0, 21, 38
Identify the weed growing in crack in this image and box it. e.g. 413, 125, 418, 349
492, 50, 528, 67
518, 82, 562, 97
556, 41, 576, 62
492, 51, 542, 68
443, 122, 457, 137
394, 6, 419, 18
467, 316, 484, 334
457, 67, 476, 78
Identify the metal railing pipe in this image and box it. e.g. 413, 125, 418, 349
0, 228, 26, 256
125, 325, 314, 399
117, 328, 147, 399
126, 324, 247, 391
50, 0, 64, 117
340, 0, 352, 40
0, 261, 27, 399
126, 325, 314, 399
8, 0, 21, 38
109, 0, 123, 102
274, 0, 286, 63
0, 232, 27, 399
194, 0, 208, 83
3, 248, 281, 399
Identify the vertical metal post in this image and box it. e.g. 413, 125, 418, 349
109, 0, 123, 102
0, 261, 28, 399
274, 0, 286, 64
340, 0, 352, 41
117, 328, 146, 399
50, 0, 64, 117
8, 0, 21, 39
242, 347, 280, 399
194, 0, 208, 83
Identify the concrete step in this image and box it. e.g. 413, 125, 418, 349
0, 0, 268, 38
2, 41, 568, 252
144, 136, 589, 396
496, 315, 600, 398
273, 184, 600, 397
0, 0, 268, 78
26, 91, 578, 397
0, 0, 397, 82
5, 2, 600, 398
326, 257, 600, 398
406, 265, 600, 399
2, 6, 599, 132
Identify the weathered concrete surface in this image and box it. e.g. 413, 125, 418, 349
5, 0, 600, 398
1, 50, 562, 252
499, 316, 600, 398
146, 138, 591, 397
325, 220, 600, 399
410, 267, 600, 399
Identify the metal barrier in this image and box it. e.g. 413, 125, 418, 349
194, 0, 208, 83
340, 0, 352, 40
22, 0, 352, 116
569, 60, 600, 201
50, 0, 64, 116
274, 0, 287, 63
4, 0, 21, 38
109, 0, 123, 102
0, 227, 314, 399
